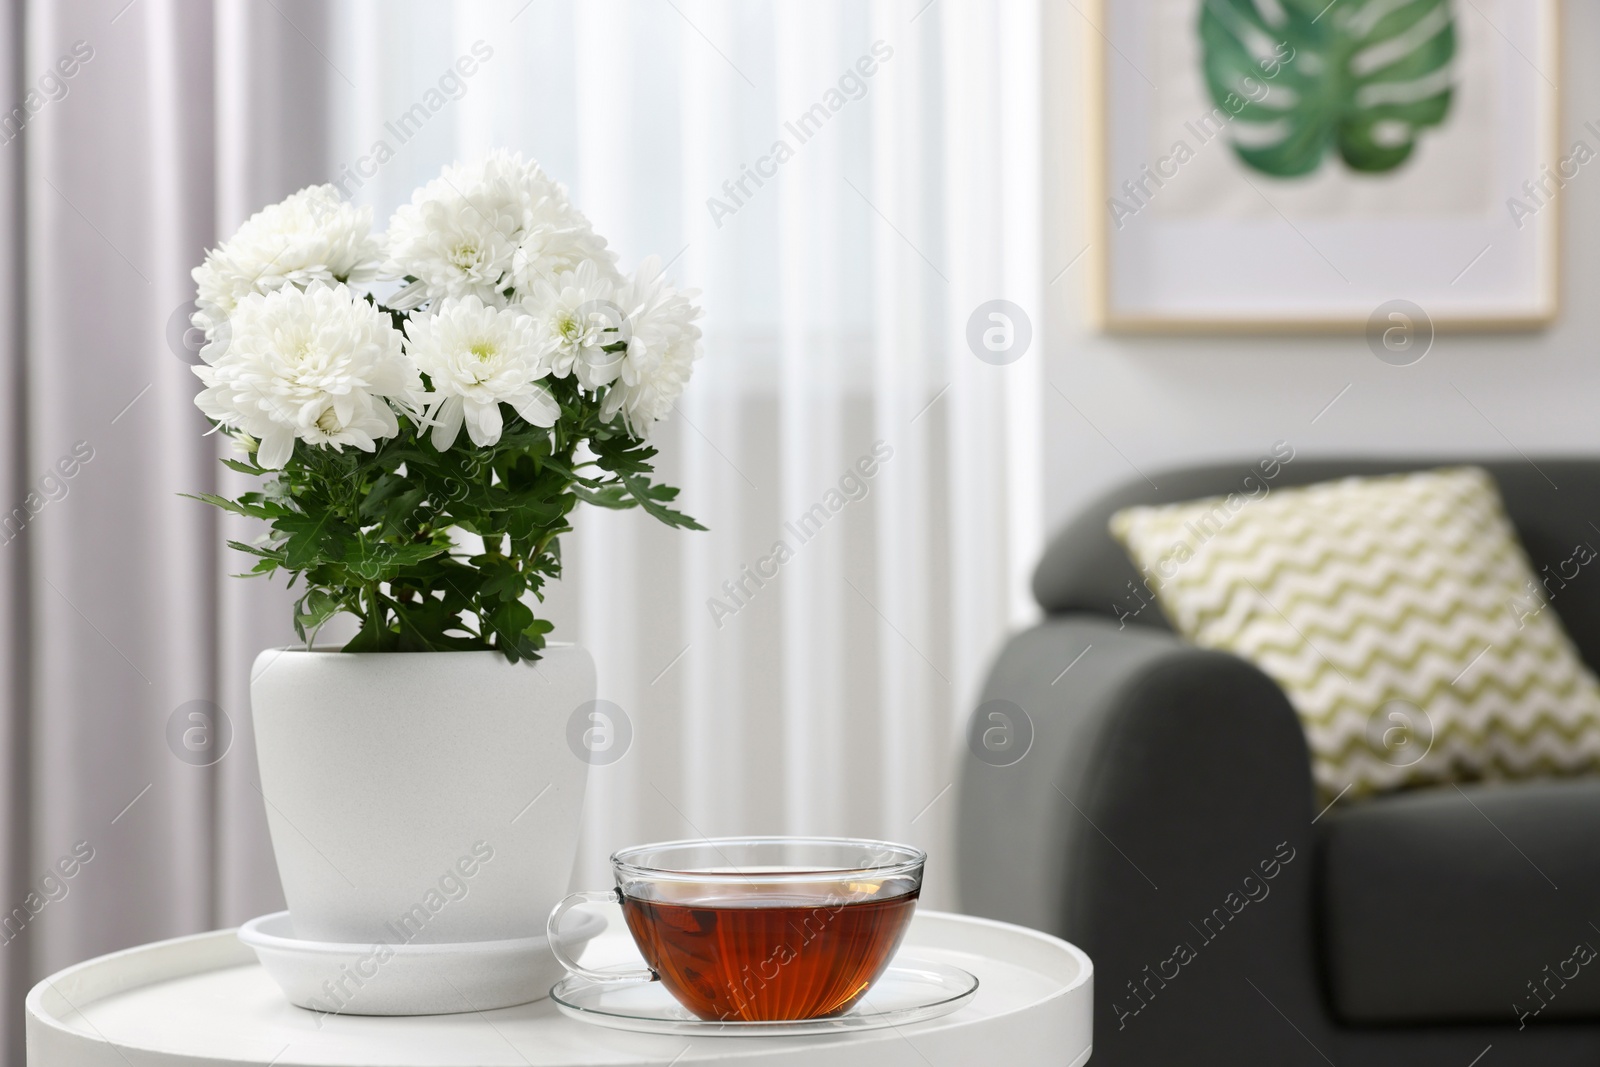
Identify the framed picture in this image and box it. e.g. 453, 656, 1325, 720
1088, 0, 1561, 332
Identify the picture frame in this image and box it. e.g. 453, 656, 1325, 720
1087, 0, 1561, 333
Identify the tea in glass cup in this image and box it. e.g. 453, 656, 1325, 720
548, 837, 924, 1022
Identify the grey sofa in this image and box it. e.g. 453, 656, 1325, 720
957, 458, 1600, 1066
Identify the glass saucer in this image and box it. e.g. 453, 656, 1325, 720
550, 958, 979, 1036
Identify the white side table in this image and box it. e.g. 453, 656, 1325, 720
27, 910, 1092, 1066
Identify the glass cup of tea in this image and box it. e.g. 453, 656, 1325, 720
548, 836, 926, 1022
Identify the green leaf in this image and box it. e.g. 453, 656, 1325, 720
476, 562, 526, 603
184, 492, 281, 520
278, 511, 348, 570
388, 541, 453, 566
357, 473, 410, 522
591, 436, 660, 476
342, 608, 390, 653
569, 483, 634, 509
378, 488, 430, 539
485, 598, 534, 645
293, 589, 346, 645
226, 539, 284, 561
392, 604, 454, 652
1198, 0, 1455, 176
620, 473, 707, 531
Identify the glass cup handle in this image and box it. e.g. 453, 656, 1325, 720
547, 888, 657, 985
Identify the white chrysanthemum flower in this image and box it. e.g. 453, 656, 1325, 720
406, 295, 559, 451
383, 150, 616, 310
508, 208, 618, 295
193, 283, 421, 470
383, 191, 517, 309
191, 185, 381, 352
600, 257, 703, 434
521, 259, 628, 389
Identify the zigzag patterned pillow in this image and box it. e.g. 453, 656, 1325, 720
1110, 467, 1600, 803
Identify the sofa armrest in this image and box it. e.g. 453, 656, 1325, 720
956, 615, 1330, 1061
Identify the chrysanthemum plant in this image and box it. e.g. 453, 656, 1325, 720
189, 152, 703, 662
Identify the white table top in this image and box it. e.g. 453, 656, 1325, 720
26, 910, 1092, 1067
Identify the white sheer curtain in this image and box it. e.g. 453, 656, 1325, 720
3, 4, 328, 1062
323, 0, 1045, 906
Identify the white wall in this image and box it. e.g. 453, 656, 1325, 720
1039, 0, 1600, 538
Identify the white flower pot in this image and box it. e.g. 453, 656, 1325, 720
249, 645, 594, 946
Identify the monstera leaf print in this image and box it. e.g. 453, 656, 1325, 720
1199, 0, 1456, 176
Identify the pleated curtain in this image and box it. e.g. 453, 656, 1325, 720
2, 2, 319, 1060
0, 2, 1043, 1062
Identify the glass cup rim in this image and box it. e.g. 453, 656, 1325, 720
610, 835, 926, 884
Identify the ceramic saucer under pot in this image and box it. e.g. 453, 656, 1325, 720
238, 908, 606, 1017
